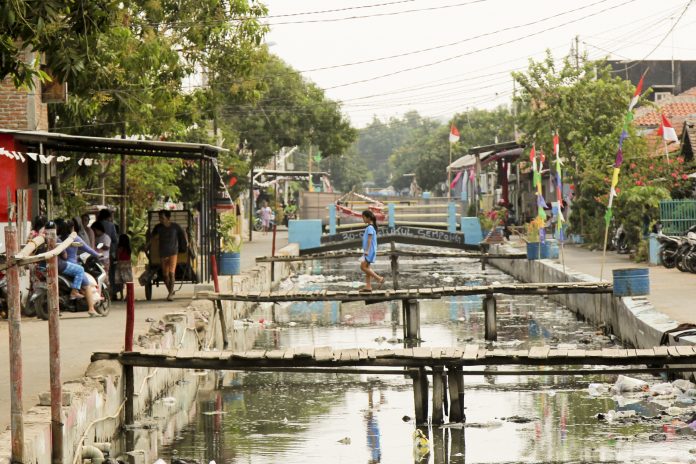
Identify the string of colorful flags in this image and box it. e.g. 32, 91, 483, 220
553, 133, 564, 241
604, 73, 645, 229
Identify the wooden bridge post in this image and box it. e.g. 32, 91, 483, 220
447, 367, 464, 422
124, 365, 134, 452
403, 299, 420, 341
480, 243, 490, 271
389, 242, 399, 290
432, 367, 445, 425
412, 368, 429, 425
484, 294, 497, 341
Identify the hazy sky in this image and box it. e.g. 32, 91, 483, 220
262, 0, 696, 127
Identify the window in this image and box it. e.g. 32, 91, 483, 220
655, 92, 671, 102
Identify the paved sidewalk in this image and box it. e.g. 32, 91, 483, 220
0, 229, 288, 430
506, 240, 696, 325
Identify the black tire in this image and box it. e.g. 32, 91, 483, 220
96, 286, 110, 316
660, 248, 678, 269
145, 283, 152, 301
677, 255, 689, 272
253, 219, 263, 232
34, 292, 49, 320
22, 296, 36, 317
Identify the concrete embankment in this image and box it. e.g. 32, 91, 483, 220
0, 243, 299, 464
489, 243, 689, 350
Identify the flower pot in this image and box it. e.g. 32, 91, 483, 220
219, 252, 241, 275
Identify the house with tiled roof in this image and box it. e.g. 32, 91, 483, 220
632, 86, 696, 159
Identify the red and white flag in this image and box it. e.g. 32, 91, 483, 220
553, 133, 559, 157
658, 113, 679, 143
449, 125, 460, 143
628, 73, 645, 111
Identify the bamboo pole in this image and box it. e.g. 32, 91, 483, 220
4, 196, 24, 463
45, 229, 63, 464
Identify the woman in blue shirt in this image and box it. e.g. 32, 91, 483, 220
359, 210, 385, 292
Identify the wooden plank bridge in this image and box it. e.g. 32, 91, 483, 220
255, 249, 527, 263
93, 344, 696, 425
197, 281, 612, 342
196, 282, 612, 303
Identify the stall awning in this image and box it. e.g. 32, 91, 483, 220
0, 129, 228, 159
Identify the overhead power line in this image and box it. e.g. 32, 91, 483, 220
323, 0, 639, 90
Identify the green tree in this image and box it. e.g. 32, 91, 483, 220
216, 52, 356, 193
1, 0, 116, 88
512, 51, 645, 241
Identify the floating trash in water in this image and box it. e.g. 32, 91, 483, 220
337, 437, 351, 445
587, 383, 609, 397
202, 411, 226, 416
611, 375, 648, 393
288, 322, 297, 327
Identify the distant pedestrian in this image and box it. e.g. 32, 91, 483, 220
258, 201, 273, 235
151, 210, 187, 301
359, 210, 384, 292
114, 234, 133, 301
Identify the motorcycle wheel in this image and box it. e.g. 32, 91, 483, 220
660, 248, 678, 269
677, 255, 689, 272
22, 296, 36, 317
96, 286, 110, 316
34, 292, 49, 320
253, 219, 263, 232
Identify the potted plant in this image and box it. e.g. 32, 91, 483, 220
218, 211, 242, 275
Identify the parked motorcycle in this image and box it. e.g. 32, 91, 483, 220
29, 253, 110, 320
656, 224, 696, 272
657, 233, 682, 269
611, 223, 630, 254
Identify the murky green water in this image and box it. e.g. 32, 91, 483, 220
160, 253, 696, 463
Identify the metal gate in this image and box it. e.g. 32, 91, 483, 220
660, 199, 696, 234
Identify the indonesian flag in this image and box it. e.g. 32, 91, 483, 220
529, 145, 536, 171
553, 133, 559, 157
628, 73, 645, 111
658, 113, 679, 143
449, 124, 460, 143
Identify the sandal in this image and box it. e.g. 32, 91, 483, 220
358, 287, 373, 293
376, 277, 385, 289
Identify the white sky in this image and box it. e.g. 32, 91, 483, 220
262, 0, 696, 127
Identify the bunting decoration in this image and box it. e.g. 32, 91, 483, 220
553, 133, 564, 241
530, 143, 548, 245
0, 147, 98, 165
600, 70, 647, 279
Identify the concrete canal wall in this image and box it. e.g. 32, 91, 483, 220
0, 243, 299, 464
489, 244, 686, 350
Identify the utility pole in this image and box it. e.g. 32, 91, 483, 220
308, 144, 313, 192
575, 35, 580, 70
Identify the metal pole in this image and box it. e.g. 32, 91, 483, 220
448, 143, 452, 200
119, 154, 127, 234
45, 229, 63, 464
271, 224, 277, 283
4, 195, 24, 462
249, 164, 254, 242
125, 282, 135, 352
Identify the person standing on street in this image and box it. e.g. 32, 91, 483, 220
151, 210, 187, 301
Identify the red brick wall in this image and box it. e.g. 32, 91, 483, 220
0, 77, 29, 130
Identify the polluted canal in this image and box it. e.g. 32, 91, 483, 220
159, 250, 696, 463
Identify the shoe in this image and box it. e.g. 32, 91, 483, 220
70, 293, 85, 300
166, 293, 174, 301
88, 312, 101, 318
